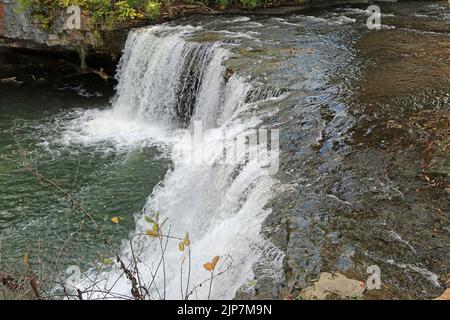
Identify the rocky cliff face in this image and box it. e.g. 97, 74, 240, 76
0, 1, 127, 73
1, 1, 52, 45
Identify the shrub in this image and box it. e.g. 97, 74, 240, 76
215, 0, 232, 10
16, 0, 161, 29
144, 1, 161, 19
17, 0, 59, 29
113, 0, 143, 23
239, 0, 259, 9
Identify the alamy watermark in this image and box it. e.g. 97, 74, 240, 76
3, 3, 387, 33
66, 265, 81, 289
366, 265, 382, 290
65, 5, 81, 30
64, 4, 383, 32
367, 5, 382, 30
175, 120, 280, 175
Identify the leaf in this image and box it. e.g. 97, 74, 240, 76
103, 258, 113, 266
203, 262, 214, 272
211, 256, 220, 269
160, 217, 168, 228
153, 223, 159, 232
111, 216, 120, 224
178, 241, 185, 252
146, 229, 159, 238
203, 256, 220, 272
183, 232, 191, 246
144, 216, 155, 224
24, 252, 29, 266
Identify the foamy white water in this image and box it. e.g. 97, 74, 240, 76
69, 25, 284, 299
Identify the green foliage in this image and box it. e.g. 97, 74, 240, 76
144, 1, 161, 19
113, 1, 143, 22
238, 0, 258, 9
238, 0, 282, 9
16, 0, 34, 13
215, 0, 232, 10
33, 13, 54, 29
126, 0, 143, 9
17, 0, 60, 29
16, 0, 161, 30
16, 0, 307, 30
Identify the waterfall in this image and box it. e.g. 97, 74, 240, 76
111, 25, 229, 129
77, 25, 284, 300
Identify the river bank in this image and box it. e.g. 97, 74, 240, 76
0, 1, 441, 78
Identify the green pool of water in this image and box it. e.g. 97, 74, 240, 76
0, 85, 169, 272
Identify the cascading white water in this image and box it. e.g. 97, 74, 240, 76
76, 25, 284, 299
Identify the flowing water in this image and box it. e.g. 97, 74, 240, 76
1, 1, 449, 299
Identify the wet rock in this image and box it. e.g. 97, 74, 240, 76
300, 272, 366, 300
225, 67, 234, 82
0, 76, 24, 86
34, 77, 49, 86
428, 153, 450, 177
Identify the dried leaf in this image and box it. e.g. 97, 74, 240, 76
183, 232, 191, 246
211, 256, 220, 269
179, 241, 185, 252
203, 262, 214, 272
111, 216, 120, 224
203, 256, 220, 272
146, 229, 159, 238
24, 252, 29, 266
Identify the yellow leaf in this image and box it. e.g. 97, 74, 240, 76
103, 258, 113, 266
111, 216, 120, 224
183, 232, 191, 246
24, 252, 29, 265
146, 229, 159, 238
203, 262, 214, 272
203, 256, 220, 272
179, 241, 185, 252
211, 256, 220, 269
153, 223, 159, 232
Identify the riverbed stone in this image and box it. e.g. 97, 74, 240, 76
300, 272, 366, 300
